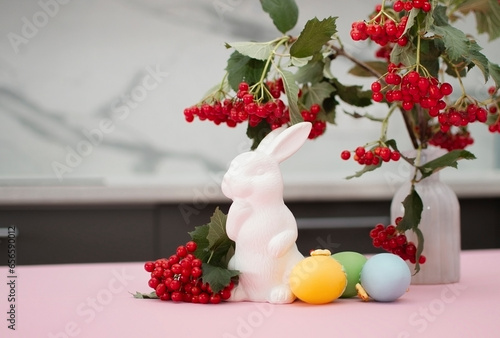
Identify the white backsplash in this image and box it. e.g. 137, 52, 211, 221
0, 0, 498, 194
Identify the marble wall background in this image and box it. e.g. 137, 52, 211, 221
0, 0, 498, 190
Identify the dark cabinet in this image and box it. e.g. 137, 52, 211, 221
0, 197, 499, 265
0, 206, 156, 265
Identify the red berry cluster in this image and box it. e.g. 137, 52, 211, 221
429, 130, 474, 151
341, 145, 401, 166
183, 80, 290, 129
487, 86, 500, 133
393, 0, 432, 13
488, 113, 500, 133
144, 241, 234, 304
370, 220, 426, 265
350, 16, 408, 47
371, 67, 455, 117
436, 103, 488, 133
184, 80, 327, 139
301, 103, 327, 139
375, 45, 394, 62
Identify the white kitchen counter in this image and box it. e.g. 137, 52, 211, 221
1, 0, 498, 205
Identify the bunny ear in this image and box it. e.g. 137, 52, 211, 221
255, 125, 288, 151
256, 122, 312, 163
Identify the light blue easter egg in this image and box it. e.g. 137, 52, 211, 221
360, 253, 411, 302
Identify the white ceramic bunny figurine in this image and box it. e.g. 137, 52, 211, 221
221, 121, 312, 304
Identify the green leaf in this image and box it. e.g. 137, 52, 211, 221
300, 81, 336, 109
201, 263, 239, 294
394, 187, 424, 274
384, 139, 399, 151
293, 53, 325, 84
419, 39, 443, 78
188, 207, 236, 268
276, 68, 302, 124
132, 291, 158, 299
345, 162, 382, 179
468, 41, 490, 82
290, 55, 314, 67
429, 5, 493, 82
290, 17, 337, 58
444, 57, 467, 78
260, 0, 298, 34
418, 149, 476, 179
395, 187, 423, 232
206, 208, 229, 248
390, 40, 417, 67
431, 6, 478, 62
412, 227, 425, 274
431, 4, 450, 26
343, 110, 384, 122
455, 0, 500, 41
347, 61, 388, 78
322, 90, 339, 123
472, 0, 500, 41
226, 51, 268, 91
226, 41, 274, 61
487, 111, 500, 125
488, 61, 500, 89
247, 120, 272, 150
188, 223, 212, 263
330, 78, 373, 108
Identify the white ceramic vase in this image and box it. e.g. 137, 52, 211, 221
390, 147, 461, 284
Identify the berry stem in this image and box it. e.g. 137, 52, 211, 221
327, 42, 383, 79
415, 25, 422, 74
206, 250, 214, 265
257, 37, 289, 86
400, 107, 420, 149
198, 73, 229, 104
371, 0, 398, 24
381, 103, 398, 141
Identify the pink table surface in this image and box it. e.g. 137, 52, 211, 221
1, 249, 499, 338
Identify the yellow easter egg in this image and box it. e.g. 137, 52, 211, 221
289, 249, 347, 304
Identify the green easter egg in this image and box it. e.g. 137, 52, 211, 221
331, 251, 368, 298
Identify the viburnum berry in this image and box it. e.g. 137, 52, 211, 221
393, 0, 404, 12
148, 277, 160, 289
440, 82, 453, 96
418, 255, 427, 264
369, 221, 425, 265
198, 292, 210, 304
372, 91, 384, 102
371, 81, 382, 92
210, 294, 222, 304
365, 63, 490, 148
406, 70, 420, 84
300, 103, 327, 139
421, 1, 432, 12
219, 288, 232, 300
186, 241, 197, 253
184, 79, 292, 131
144, 261, 155, 273
343, 145, 400, 167
191, 266, 202, 278
429, 129, 474, 150
142, 240, 236, 304
349, 5, 414, 49
238, 82, 249, 92
176, 246, 188, 258
340, 150, 351, 160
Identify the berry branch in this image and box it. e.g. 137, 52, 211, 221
182, 0, 500, 273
